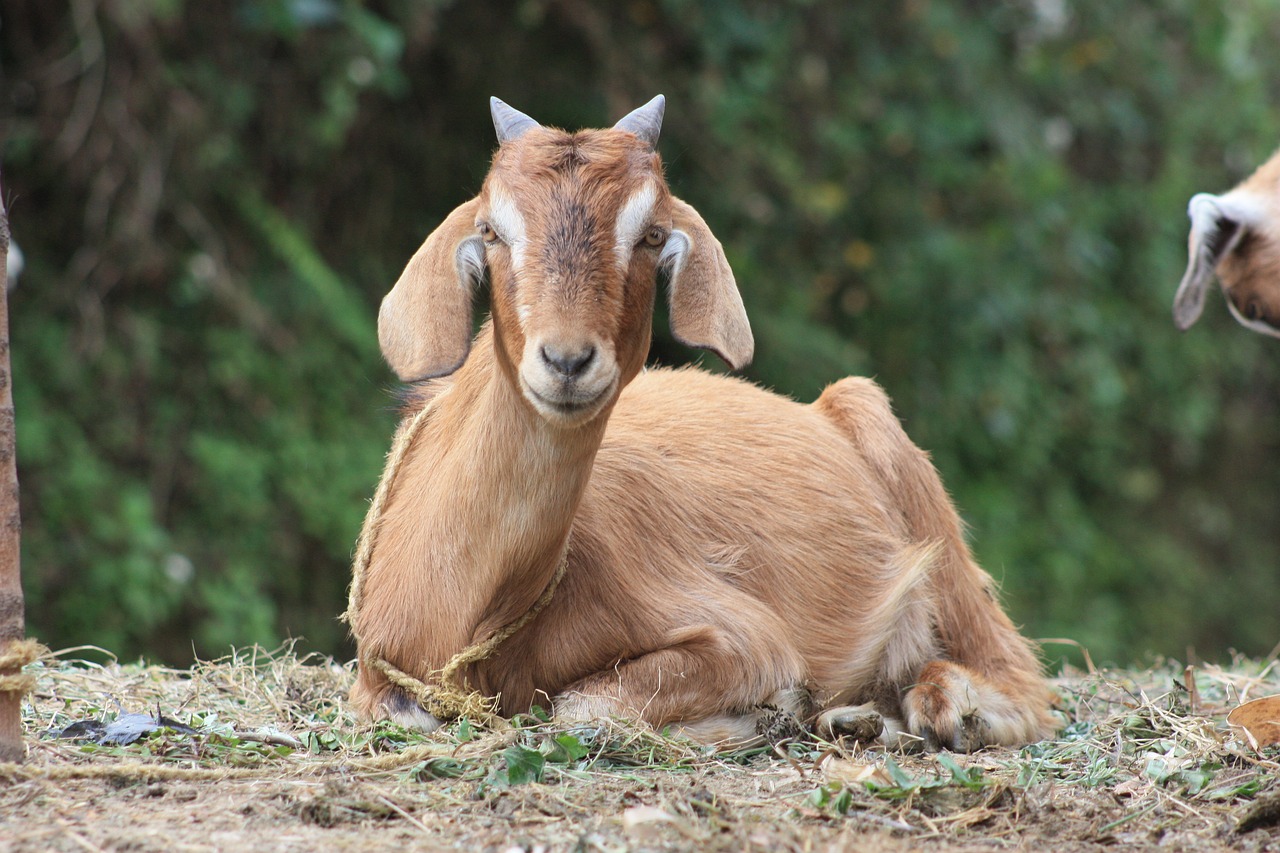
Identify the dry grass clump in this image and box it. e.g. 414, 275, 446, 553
1, 644, 1278, 851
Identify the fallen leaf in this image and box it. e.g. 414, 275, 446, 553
1113, 778, 1148, 797
823, 758, 889, 787
621, 805, 680, 840
1226, 695, 1280, 750
622, 805, 677, 829
53, 711, 196, 746
100, 713, 164, 746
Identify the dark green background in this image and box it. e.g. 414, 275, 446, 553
3, 0, 1278, 668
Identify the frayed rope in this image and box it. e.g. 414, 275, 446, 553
344, 400, 437, 623
0, 639, 50, 697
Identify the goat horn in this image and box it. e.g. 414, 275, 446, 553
490, 97, 541, 144
613, 95, 665, 149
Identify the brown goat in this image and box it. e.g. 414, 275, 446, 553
1174, 147, 1280, 336
347, 97, 1054, 750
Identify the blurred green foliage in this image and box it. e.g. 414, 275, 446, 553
2, 0, 1278, 666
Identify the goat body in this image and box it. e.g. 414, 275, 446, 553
348, 97, 1053, 749
1174, 147, 1280, 336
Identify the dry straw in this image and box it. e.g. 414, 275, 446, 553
11, 645, 1280, 846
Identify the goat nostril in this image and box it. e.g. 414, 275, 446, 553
1246, 301, 1263, 321
540, 344, 596, 377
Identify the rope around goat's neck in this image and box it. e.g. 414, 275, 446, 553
366, 553, 568, 727
345, 394, 570, 728
344, 401, 436, 623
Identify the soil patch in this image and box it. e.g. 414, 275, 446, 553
3, 647, 1278, 851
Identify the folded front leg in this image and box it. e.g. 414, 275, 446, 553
552, 622, 808, 746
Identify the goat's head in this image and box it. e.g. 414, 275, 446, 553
378, 95, 753, 426
1173, 147, 1280, 337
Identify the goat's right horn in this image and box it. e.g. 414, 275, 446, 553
490, 97, 540, 144
613, 95, 665, 149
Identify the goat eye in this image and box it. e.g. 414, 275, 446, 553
643, 226, 667, 247
479, 222, 499, 244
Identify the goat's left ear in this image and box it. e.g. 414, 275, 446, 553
1173, 192, 1251, 330
661, 197, 754, 369
379, 198, 485, 381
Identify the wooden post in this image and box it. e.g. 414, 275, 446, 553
0, 182, 27, 763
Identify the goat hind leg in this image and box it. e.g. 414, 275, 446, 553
902, 659, 1049, 751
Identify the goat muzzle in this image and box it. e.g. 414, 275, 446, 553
519, 337, 619, 425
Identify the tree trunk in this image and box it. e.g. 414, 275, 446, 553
0, 184, 26, 763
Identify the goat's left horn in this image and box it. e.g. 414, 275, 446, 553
490, 97, 540, 144
613, 95, 665, 149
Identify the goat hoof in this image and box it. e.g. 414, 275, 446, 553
957, 712, 991, 753
754, 704, 806, 744
816, 704, 884, 743
379, 687, 445, 732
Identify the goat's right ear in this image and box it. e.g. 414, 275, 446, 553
1173, 193, 1251, 330
378, 198, 485, 381
661, 197, 754, 370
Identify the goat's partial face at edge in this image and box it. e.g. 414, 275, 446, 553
1173, 147, 1280, 338
377, 95, 754, 427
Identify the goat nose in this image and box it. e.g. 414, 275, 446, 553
540, 343, 596, 378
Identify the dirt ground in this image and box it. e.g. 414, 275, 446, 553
2, 648, 1278, 852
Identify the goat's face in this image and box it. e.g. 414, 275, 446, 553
377, 96, 754, 426
476, 128, 671, 425
1173, 148, 1280, 337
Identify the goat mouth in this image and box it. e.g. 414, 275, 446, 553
522, 381, 614, 422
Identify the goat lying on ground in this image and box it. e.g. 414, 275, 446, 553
1173, 147, 1280, 337
346, 96, 1053, 750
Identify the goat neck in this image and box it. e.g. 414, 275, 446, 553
377, 323, 606, 658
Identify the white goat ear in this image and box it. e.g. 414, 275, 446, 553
1173, 193, 1250, 330
660, 197, 754, 370
378, 198, 485, 381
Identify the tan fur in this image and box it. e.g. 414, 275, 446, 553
1174, 147, 1280, 335
348, 106, 1054, 750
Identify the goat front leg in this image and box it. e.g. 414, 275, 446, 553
349, 659, 447, 732
552, 623, 809, 747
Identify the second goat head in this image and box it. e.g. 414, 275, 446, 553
1173, 147, 1280, 337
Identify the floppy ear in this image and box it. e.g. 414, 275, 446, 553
1173, 193, 1249, 330
660, 197, 754, 369
378, 198, 486, 381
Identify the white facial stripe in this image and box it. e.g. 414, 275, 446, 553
488, 186, 528, 270
613, 182, 658, 271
